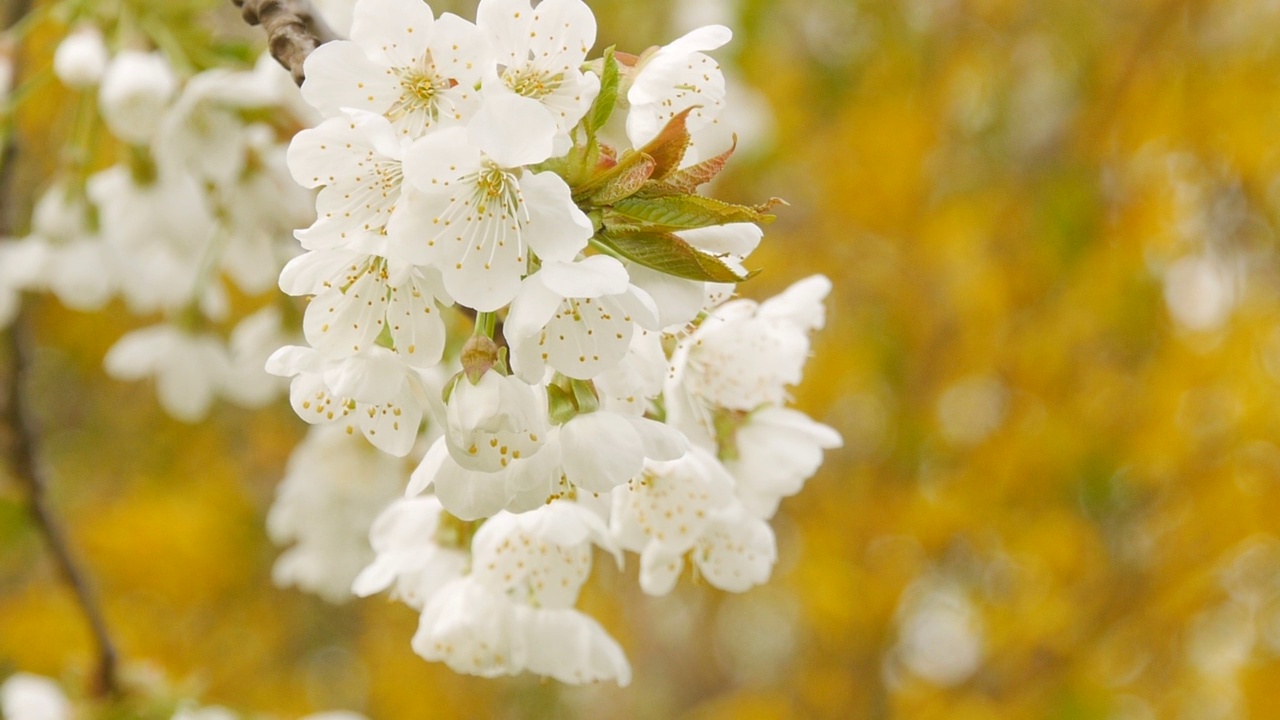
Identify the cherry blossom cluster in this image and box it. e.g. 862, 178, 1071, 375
0, 28, 315, 420
264, 0, 841, 686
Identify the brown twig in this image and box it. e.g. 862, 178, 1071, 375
232, 0, 338, 85
2, 321, 121, 698
1, 0, 120, 699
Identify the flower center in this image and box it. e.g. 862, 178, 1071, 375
503, 67, 562, 100
402, 71, 437, 103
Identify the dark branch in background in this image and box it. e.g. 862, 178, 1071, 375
1, 324, 121, 698
232, 0, 337, 85
2, 0, 121, 699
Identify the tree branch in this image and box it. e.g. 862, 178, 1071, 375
232, 0, 337, 85
1, 0, 120, 698
2, 320, 121, 698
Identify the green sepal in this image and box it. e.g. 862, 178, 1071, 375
547, 383, 577, 425
570, 378, 600, 414
595, 228, 751, 283
587, 47, 620, 134
608, 194, 776, 230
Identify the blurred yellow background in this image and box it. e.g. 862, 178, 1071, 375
6, 0, 1280, 717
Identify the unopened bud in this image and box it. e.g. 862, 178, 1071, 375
99, 50, 176, 145
461, 334, 499, 384
53, 25, 108, 88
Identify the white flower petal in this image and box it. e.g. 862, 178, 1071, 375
560, 412, 644, 493
469, 91, 558, 167
538, 256, 629, 299
300, 40, 401, 118
350, 0, 436, 66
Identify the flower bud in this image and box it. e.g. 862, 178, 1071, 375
53, 25, 108, 88
98, 50, 177, 145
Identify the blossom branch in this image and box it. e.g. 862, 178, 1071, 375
231, 0, 337, 85
2, 320, 121, 698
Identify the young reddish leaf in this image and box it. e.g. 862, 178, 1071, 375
637, 107, 695, 181
588, 154, 657, 205
572, 149, 654, 203
641, 136, 738, 196
597, 228, 750, 283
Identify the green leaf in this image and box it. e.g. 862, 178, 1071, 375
596, 228, 750, 283
587, 47, 620, 134
637, 107, 695, 181
609, 194, 776, 230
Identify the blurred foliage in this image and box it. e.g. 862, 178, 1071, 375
6, 0, 1280, 718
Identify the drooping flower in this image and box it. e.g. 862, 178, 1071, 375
725, 406, 842, 518
443, 369, 549, 472
295, 251, 450, 369
300, 0, 490, 139
268, 424, 407, 603
388, 127, 592, 311
666, 274, 832, 443
470, 0, 600, 166
410, 414, 559, 520
53, 25, 108, 88
103, 324, 232, 423
505, 255, 660, 382
98, 50, 177, 145
353, 495, 469, 608
412, 502, 631, 685
612, 446, 776, 595
266, 344, 425, 456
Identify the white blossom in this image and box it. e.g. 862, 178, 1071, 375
104, 324, 232, 423
443, 370, 549, 472
267, 344, 425, 456
353, 495, 468, 608
222, 305, 292, 408
408, 432, 559, 520
666, 274, 831, 444
725, 406, 842, 518
53, 25, 108, 88
98, 51, 177, 144
301, 0, 489, 139
0, 673, 70, 720
287, 111, 409, 256
155, 59, 284, 186
505, 256, 660, 382
389, 127, 592, 310
412, 502, 631, 685
269, 424, 407, 602
87, 165, 216, 315
471, 0, 600, 166
626, 25, 731, 161
612, 447, 775, 595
